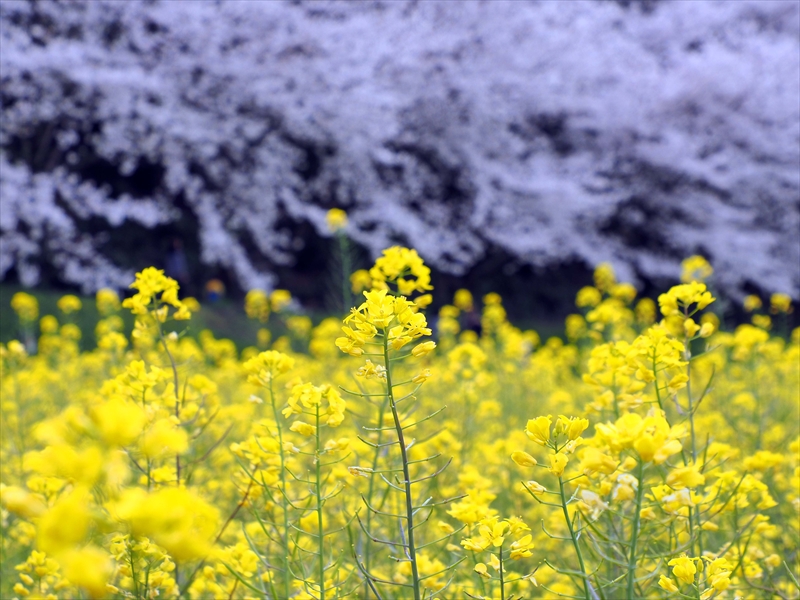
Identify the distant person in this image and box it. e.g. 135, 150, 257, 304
165, 238, 191, 293
205, 279, 226, 303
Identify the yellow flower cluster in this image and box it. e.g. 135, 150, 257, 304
283, 381, 346, 430
335, 288, 431, 356
369, 246, 433, 298
122, 266, 192, 320
0, 253, 797, 600
325, 208, 348, 233
11, 291, 38, 323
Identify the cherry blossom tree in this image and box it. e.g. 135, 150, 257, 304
1, 0, 798, 296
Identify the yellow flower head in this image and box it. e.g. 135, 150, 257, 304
111, 488, 219, 561
369, 246, 432, 296
337, 289, 431, 357
525, 416, 552, 446
40, 314, 59, 334
770, 292, 793, 314
245, 290, 270, 322
0, 485, 46, 519
658, 282, 715, 317
743, 294, 762, 312
511, 451, 538, 468
509, 534, 534, 560
58, 545, 113, 598
454, 289, 474, 311
57, 294, 82, 314
668, 555, 701, 585
524, 481, 547, 496
594, 263, 616, 292
37, 486, 93, 555
557, 415, 589, 441
96, 288, 120, 315
90, 397, 147, 447
11, 292, 39, 322
140, 419, 189, 459
658, 574, 679, 592
350, 269, 373, 294
548, 452, 569, 477
412, 340, 436, 357
270, 289, 292, 312
681, 255, 713, 283
461, 516, 509, 553
290, 421, 316, 436
122, 267, 191, 320
326, 208, 348, 232
576, 286, 602, 308
244, 350, 295, 386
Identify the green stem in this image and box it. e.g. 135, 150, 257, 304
499, 548, 506, 600
684, 334, 697, 465
683, 327, 703, 563
315, 404, 325, 600
129, 541, 140, 600
363, 395, 388, 597
384, 332, 421, 600
652, 350, 663, 411
752, 359, 762, 450
558, 476, 591, 600
338, 233, 352, 314
155, 313, 182, 588
154, 315, 182, 485
12, 373, 24, 478
269, 378, 292, 600
627, 460, 645, 600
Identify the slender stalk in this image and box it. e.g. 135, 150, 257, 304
154, 312, 182, 588
315, 403, 326, 600
154, 315, 181, 485
143, 562, 151, 600
269, 378, 292, 600
129, 541, 140, 600
651, 349, 663, 411
363, 395, 388, 598
751, 358, 762, 450
558, 476, 591, 600
10, 372, 24, 477
498, 547, 506, 600
338, 233, 352, 314
683, 330, 697, 464
627, 460, 645, 600
682, 325, 703, 563
383, 331, 421, 600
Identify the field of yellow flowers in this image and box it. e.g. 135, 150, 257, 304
1, 245, 798, 600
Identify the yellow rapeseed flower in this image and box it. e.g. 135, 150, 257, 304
511, 451, 538, 468
96, 288, 120, 315
548, 452, 568, 477
681, 255, 713, 283
90, 397, 147, 447
326, 208, 348, 232
658, 574, 679, 592
58, 545, 113, 598
525, 416, 552, 446
668, 555, 701, 585
770, 292, 793, 314
11, 292, 39, 322
56, 295, 82, 314
245, 290, 270, 322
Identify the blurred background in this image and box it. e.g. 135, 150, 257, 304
1, 0, 799, 342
